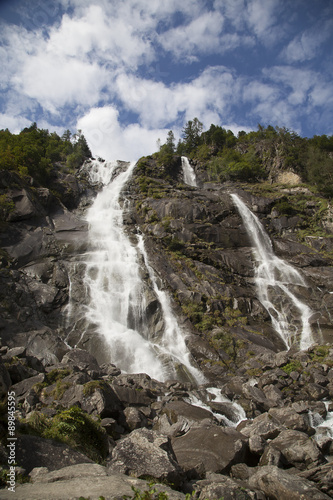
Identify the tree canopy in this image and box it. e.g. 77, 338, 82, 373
0, 123, 92, 186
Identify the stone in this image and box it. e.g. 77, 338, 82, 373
172, 422, 248, 475
237, 412, 282, 441
268, 407, 314, 435
108, 428, 184, 487
249, 465, 332, 500
195, 472, 255, 499
0, 471, 186, 500
16, 434, 93, 474
61, 348, 100, 372
262, 429, 326, 470
123, 406, 148, 431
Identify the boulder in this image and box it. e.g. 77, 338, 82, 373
16, 434, 93, 474
61, 348, 101, 372
0, 469, 186, 500
249, 465, 332, 500
172, 422, 248, 476
268, 407, 314, 435
14, 328, 69, 366
237, 412, 282, 441
260, 429, 326, 470
108, 428, 184, 487
194, 472, 256, 500
299, 462, 333, 498
123, 406, 148, 431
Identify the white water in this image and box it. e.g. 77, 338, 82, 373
79, 159, 203, 383
186, 387, 246, 426
231, 194, 314, 350
181, 156, 197, 187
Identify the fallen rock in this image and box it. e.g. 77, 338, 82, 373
0, 470, 186, 500
194, 472, 259, 499
260, 429, 326, 470
108, 427, 184, 487
172, 422, 248, 476
249, 465, 332, 500
16, 434, 93, 474
61, 348, 101, 372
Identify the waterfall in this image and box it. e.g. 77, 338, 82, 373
231, 193, 314, 351
75, 159, 203, 383
181, 156, 197, 187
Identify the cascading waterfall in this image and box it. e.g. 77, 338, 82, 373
231, 193, 314, 350
181, 156, 197, 187
77, 159, 203, 383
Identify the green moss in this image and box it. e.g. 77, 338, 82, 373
281, 360, 303, 374
309, 345, 333, 366
0, 194, 15, 222
50, 380, 71, 400
83, 380, 109, 397
32, 368, 71, 395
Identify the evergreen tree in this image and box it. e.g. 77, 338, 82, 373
166, 130, 175, 153
182, 117, 203, 153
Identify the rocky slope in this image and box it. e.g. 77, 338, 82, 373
0, 154, 333, 499
126, 155, 333, 379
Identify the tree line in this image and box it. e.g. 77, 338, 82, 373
0, 123, 92, 186
156, 119, 333, 197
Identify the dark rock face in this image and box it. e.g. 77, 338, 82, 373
1, 158, 333, 499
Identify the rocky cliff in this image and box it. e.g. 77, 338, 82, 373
125, 155, 333, 379
0, 152, 333, 499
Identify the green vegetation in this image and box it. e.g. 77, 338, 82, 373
281, 360, 303, 374
124, 483, 169, 500
21, 406, 108, 462
152, 119, 333, 196
0, 122, 91, 186
33, 368, 71, 395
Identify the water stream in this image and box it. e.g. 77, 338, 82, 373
73, 159, 203, 383
181, 156, 197, 187
231, 193, 314, 350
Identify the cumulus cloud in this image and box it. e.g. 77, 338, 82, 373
0, 0, 332, 144
76, 106, 169, 160
115, 66, 239, 129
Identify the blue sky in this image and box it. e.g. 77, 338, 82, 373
0, 0, 332, 160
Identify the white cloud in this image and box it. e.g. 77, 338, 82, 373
48, 5, 154, 69
14, 54, 109, 114
0, 113, 31, 133
282, 20, 333, 63
76, 106, 169, 161
159, 11, 224, 61
115, 66, 239, 129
